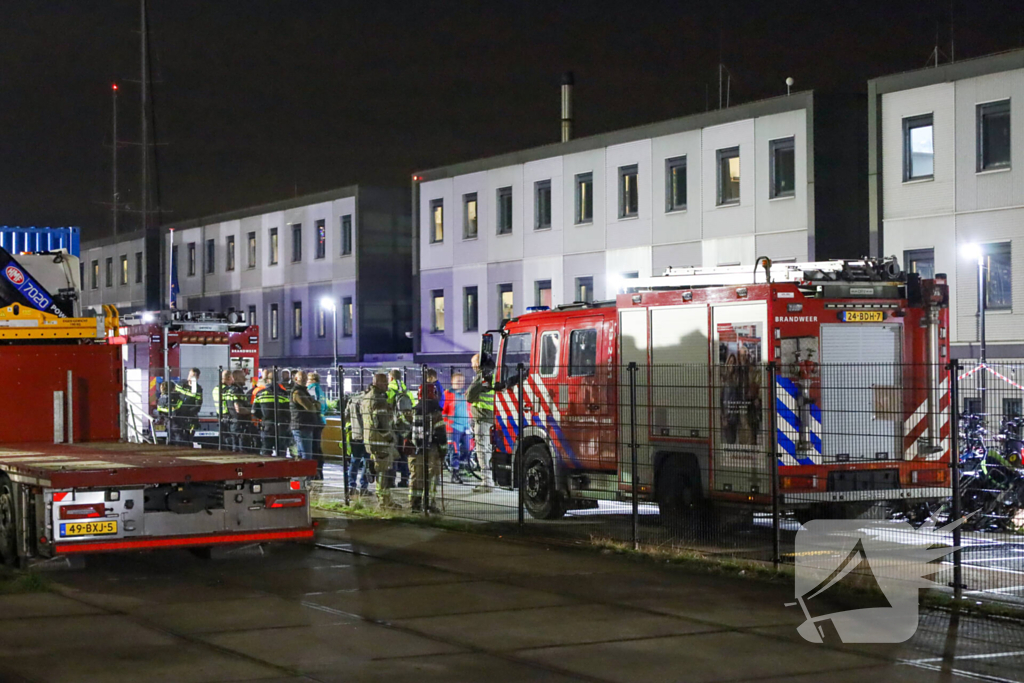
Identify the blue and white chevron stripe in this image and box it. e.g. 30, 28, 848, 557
776, 376, 817, 467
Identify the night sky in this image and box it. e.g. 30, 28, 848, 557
3, 0, 1023, 240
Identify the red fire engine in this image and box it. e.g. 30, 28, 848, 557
483, 258, 950, 521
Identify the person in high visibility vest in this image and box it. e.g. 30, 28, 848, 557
156, 380, 184, 444
173, 367, 204, 440
212, 370, 237, 451
387, 369, 414, 487
252, 368, 291, 456
466, 354, 495, 491
362, 372, 400, 509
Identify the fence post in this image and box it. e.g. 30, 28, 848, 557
272, 366, 280, 457
422, 363, 431, 515
628, 362, 639, 551
517, 362, 526, 528
948, 358, 963, 600
339, 365, 350, 506
167, 372, 175, 446
217, 365, 224, 451
767, 361, 781, 568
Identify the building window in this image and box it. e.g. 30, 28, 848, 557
293, 302, 302, 339
498, 283, 513, 324
904, 248, 935, 280
618, 164, 638, 218
269, 304, 279, 340
665, 156, 687, 212
135, 252, 142, 283
430, 290, 445, 333
984, 242, 1012, 311
977, 100, 1011, 171
770, 137, 796, 198
315, 219, 326, 259
1005, 398, 1023, 419
247, 305, 256, 327
226, 235, 235, 271
342, 297, 353, 337
429, 199, 444, 243
569, 328, 598, 377
269, 228, 279, 265
105, 257, 113, 287
91, 260, 99, 289
246, 232, 256, 269
535, 279, 552, 308
187, 242, 196, 276
964, 397, 982, 415
535, 180, 552, 230
903, 114, 934, 181
316, 306, 326, 338
291, 224, 302, 262
575, 276, 594, 303
717, 147, 741, 205
496, 186, 513, 235
575, 172, 593, 224
119, 255, 128, 285
463, 193, 478, 239
205, 238, 215, 274
341, 215, 352, 255
463, 286, 478, 332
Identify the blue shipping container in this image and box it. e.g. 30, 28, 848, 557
0, 227, 80, 258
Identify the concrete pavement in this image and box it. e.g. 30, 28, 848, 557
0, 516, 1021, 682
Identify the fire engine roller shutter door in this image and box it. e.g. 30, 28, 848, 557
818, 324, 901, 462
619, 308, 650, 487
178, 344, 231, 418
650, 305, 709, 439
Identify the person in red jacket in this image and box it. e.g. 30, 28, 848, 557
443, 372, 472, 485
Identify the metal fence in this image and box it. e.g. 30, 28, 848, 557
125, 359, 1024, 602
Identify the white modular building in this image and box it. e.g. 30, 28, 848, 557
413, 92, 867, 357
870, 49, 1024, 359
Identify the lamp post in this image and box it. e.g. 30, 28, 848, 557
321, 297, 338, 393
963, 243, 986, 418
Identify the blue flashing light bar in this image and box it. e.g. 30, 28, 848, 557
0, 227, 80, 258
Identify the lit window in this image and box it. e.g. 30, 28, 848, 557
904, 248, 935, 280
575, 172, 593, 224
429, 199, 443, 243
770, 138, 795, 198
463, 194, 478, 239
269, 304, 279, 339
119, 254, 128, 285
575, 276, 594, 303
618, 165, 638, 218
315, 219, 326, 259
535, 279, 552, 308
226, 235, 235, 271
665, 156, 686, 212
247, 305, 256, 327
431, 290, 445, 333
498, 283, 513, 323
293, 302, 302, 338
977, 100, 1011, 171
903, 115, 934, 180
717, 147, 740, 205
496, 187, 513, 235
247, 232, 256, 268
91, 260, 98, 289
317, 307, 326, 338
342, 297, 353, 337
269, 228, 279, 265
535, 180, 552, 229
984, 242, 1012, 311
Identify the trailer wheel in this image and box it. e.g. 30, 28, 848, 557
522, 445, 566, 520
656, 457, 701, 528
0, 480, 17, 566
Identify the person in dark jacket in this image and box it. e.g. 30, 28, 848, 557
290, 370, 320, 462
253, 368, 291, 456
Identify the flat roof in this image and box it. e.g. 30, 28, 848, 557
869, 47, 1024, 95
415, 91, 815, 181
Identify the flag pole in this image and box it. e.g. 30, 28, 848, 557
167, 227, 174, 309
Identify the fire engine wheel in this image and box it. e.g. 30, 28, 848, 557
656, 457, 701, 525
0, 480, 18, 566
522, 445, 566, 520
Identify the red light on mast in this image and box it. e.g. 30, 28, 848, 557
112, 84, 118, 91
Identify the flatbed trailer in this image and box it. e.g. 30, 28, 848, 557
0, 442, 314, 562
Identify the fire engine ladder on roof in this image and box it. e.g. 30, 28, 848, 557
625, 258, 902, 290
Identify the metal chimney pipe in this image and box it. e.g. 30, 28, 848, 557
561, 71, 574, 142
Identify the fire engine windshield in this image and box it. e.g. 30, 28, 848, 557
501, 332, 532, 383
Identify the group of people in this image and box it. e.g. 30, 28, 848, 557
154, 354, 498, 510
345, 356, 495, 511
156, 366, 329, 478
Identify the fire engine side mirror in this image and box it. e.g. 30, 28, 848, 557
479, 332, 496, 373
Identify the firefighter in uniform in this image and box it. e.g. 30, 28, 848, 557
410, 381, 445, 513
212, 370, 236, 451
156, 380, 184, 444
231, 369, 255, 452
362, 372, 400, 509
467, 353, 495, 491
252, 369, 291, 456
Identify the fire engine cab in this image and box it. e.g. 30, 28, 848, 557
483, 258, 950, 521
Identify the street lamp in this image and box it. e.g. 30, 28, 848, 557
320, 297, 338, 391
963, 243, 987, 419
